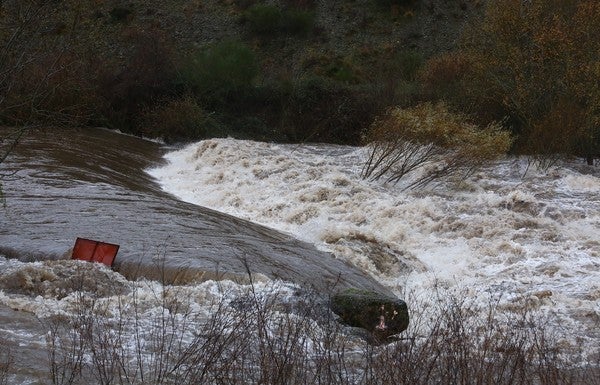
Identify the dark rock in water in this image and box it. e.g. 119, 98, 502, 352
330, 288, 409, 344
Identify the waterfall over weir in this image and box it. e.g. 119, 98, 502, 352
0, 127, 390, 295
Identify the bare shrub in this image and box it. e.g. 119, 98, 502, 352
280, 77, 377, 144
0, 1, 100, 128
419, 51, 493, 123
1, 50, 99, 127
522, 99, 590, 172
420, 52, 471, 99
44, 308, 89, 385
96, 26, 177, 132
0, 0, 103, 203
367, 48, 423, 109
40, 275, 345, 385
0, 126, 27, 204
362, 102, 512, 189
40, 272, 596, 385
363, 291, 585, 385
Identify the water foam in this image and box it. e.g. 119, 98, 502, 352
148, 138, 600, 356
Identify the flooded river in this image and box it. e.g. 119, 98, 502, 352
0, 127, 389, 294
1, 127, 599, 384
0, 127, 394, 384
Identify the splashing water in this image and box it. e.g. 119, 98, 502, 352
148, 138, 600, 358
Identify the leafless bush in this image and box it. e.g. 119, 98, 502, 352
0, 0, 97, 202
363, 292, 584, 385
40, 274, 596, 385
0, 1, 96, 128
44, 298, 89, 385
362, 102, 512, 189
0, 125, 27, 204
0, 0, 50, 198
138, 95, 223, 143
40, 275, 342, 385
521, 99, 590, 173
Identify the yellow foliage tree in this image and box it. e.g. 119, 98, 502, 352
460, 0, 600, 165
362, 102, 512, 189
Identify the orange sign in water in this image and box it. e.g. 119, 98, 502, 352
72, 238, 119, 267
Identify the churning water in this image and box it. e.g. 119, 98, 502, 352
148, 138, 600, 358
0, 128, 387, 383
1, 129, 599, 383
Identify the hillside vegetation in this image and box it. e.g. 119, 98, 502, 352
0, 0, 598, 164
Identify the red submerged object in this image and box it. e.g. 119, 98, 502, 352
72, 237, 120, 267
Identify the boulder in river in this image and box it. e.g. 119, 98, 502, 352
330, 288, 409, 344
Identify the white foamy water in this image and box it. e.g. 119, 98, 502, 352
148, 138, 600, 356
0, 257, 323, 383
0, 256, 301, 323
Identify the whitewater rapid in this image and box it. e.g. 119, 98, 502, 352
148, 138, 600, 356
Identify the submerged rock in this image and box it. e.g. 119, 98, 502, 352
330, 288, 409, 344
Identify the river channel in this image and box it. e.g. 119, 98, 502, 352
0, 126, 390, 294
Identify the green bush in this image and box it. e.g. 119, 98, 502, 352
303, 52, 364, 84
393, 49, 423, 81
244, 4, 282, 35
244, 4, 315, 37
138, 96, 225, 143
282, 0, 317, 10
177, 40, 258, 106
323, 58, 362, 84
374, 0, 417, 9
372, 49, 423, 107
233, 0, 259, 10
109, 7, 133, 23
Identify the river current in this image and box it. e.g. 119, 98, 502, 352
1, 127, 599, 383
0, 127, 388, 383
0, 127, 389, 293
148, 138, 600, 359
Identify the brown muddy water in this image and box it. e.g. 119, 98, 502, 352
0, 127, 392, 383
0, 127, 389, 295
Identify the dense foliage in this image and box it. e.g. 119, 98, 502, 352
454, 0, 599, 164
0, 0, 598, 164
